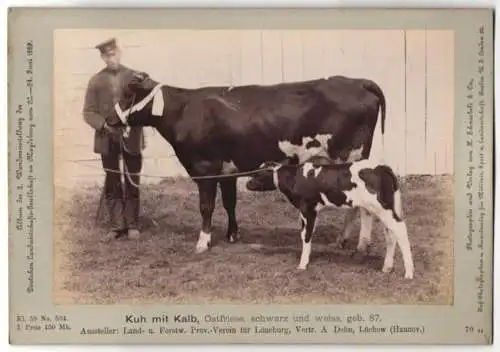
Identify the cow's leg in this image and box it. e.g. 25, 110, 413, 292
356, 208, 373, 254
195, 180, 218, 253
298, 208, 317, 270
335, 207, 359, 249
219, 179, 239, 243
378, 212, 414, 279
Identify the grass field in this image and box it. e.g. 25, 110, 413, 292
53, 175, 453, 305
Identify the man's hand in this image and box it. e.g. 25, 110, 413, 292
103, 122, 123, 136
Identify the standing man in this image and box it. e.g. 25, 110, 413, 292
83, 38, 145, 241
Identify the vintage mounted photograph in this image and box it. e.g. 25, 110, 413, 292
53, 28, 454, 306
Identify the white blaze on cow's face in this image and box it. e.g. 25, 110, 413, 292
278, 133, 333, 163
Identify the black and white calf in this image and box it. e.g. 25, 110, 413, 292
246, 157, 414, 279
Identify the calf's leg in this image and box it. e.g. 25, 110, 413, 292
393, 221, 414, 279
357, 208, 373, 254
298, 208, 317, 270
336, 207, 359, 248
195, 180, 218, 253
220, 179, 239, 243
381, 227, 397, 273
378, 211, 414, 279
336, 207, 372, 254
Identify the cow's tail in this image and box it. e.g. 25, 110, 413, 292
364, 81, 386, 163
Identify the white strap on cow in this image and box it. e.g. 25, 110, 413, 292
114, 83, 164, 124
151, 87, 164, 116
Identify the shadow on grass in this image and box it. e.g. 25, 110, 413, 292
54, 174, 454, 305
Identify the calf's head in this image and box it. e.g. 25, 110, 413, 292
245, 162, 281, 192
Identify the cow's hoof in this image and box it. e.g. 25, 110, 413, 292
356, 243, 371, 254
196, 231, 211, 253
297, 265, 308, 271
195, 242, 210, 253
354, 243, 371, 258
404, 272, 414, 280
335, 238, 348, 249
101, 231, 119, 243
128, 229, 141, 240
382, 265, 393, 273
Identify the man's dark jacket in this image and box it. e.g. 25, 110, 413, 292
83, 64, 144, 155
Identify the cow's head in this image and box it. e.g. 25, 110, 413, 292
246, 161, 282, 192
109, 71, 163, 127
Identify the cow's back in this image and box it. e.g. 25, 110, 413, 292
204, 81, 325, 140
172, 75, 384, 172
316, 76, 380, 111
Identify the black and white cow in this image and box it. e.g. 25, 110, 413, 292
108, 72, 387, 254
246, 156, 414, 279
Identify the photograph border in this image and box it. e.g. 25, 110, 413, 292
7, 7, 494, 344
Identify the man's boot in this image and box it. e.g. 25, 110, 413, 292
102, 198, 126, 242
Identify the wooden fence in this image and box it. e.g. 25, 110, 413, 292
54, 29, 454, 187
